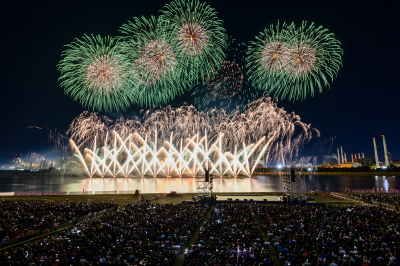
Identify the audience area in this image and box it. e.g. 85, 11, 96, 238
258, 204, 400, 266
184, 203, 274, 265
0, 202, 209, 265
350, 193, 400, 208
2, 197, 400, 266
0, 200, 117, 244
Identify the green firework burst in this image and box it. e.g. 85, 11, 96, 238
160, 0, 228, 84
58, 35, 132, 112
247, 21, 343, 101
119, 16, 188, 107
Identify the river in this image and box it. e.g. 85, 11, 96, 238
0, 174, 398, 193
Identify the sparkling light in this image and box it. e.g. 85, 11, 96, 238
178, 22, 208, 55
71, 131, 271, 178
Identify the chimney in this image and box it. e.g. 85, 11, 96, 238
373, 138, 380, 168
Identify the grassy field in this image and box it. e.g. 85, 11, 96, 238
0, 192, 361, 205
0, 194, 140, 204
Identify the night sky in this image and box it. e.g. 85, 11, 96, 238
1, 0, 399, 164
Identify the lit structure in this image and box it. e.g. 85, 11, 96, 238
351, 154, 354, 162
382, 135, 389, 167
70, 131, 272, 178
373, 138, 380, 168
344, 153, 347, 163
341, 146, 344, 164
337, 148, 340, 164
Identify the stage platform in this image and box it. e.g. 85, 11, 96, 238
215, 194, 282, 202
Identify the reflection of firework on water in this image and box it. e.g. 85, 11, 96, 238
58, 35, 131, 112
161, 0, 227, 83
206, 61, 243, 99
193, 38, 258, 112
119, 16, 187, 107
247, 21, 343, 101
68, 93, 319, 177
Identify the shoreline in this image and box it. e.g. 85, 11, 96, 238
1, 171, 398, 178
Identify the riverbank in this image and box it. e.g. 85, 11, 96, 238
252, 171, 399, 176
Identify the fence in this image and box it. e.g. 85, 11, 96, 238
0, 190, 140, 196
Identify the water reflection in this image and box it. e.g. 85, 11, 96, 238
0, 175, 398, 193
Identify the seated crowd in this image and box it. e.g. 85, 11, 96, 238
0, 200, 117, 244
0, 202, 209, 265
184, 203, 274, 265
350, 193, 400, 207
258, 204, 400, 265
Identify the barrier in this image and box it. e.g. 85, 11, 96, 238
94, 191, 117, 194
117, 191, 137, 194
0, 190, 141, 196
43, 192, 67, 195
287, 203, 325, 206
0, 192, 15, 196
68, 191, 92, 195
16, 192, 41, 196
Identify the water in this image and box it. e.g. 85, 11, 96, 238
0, 174, 398, 193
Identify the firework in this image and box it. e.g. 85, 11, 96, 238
206, 61, 243, 99
119, 16, 188, 107
247, 21, 343, 101
58, 35, 132, 112
283, 22, 343, 100
68, 93, 319, 176
192, 38, 258, 112
160, 0, 227, 83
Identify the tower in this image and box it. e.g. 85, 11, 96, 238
351, 154, 354, 162
337, 148, 340, 165
341, 146, 344, 164
382, 135, 390, 167
373, 138, 380, 168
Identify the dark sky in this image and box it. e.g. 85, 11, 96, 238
1, 0, 399, 164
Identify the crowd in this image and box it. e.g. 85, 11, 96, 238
3, 198, 400, 266
350, 193, 400, 207
0, 202, 209, 265
258, 204, 400, 265
0, 200, 117, 245
184, 203, 274, 265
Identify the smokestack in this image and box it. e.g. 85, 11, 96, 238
373, 138, 380, 168
344, 153, 347, 163
362, 152, 365, 158
351, 154, 354, 162
358, 153, 361, 159
382, 135, 390, 167
341, 146, 344, 164
337, 148, 340, 165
